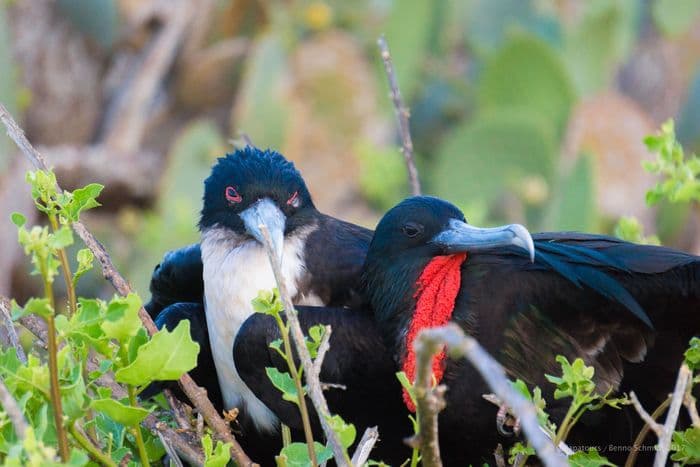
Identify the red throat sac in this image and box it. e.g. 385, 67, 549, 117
402, 252, 467, 412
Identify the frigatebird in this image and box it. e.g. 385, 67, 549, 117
236, 196, 700, 465
144, 147, 372, 458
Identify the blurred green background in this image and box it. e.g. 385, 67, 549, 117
2, 0, 700, 302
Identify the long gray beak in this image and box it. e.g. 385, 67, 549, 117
431, 219, 535, 262
240, 198, 286, 264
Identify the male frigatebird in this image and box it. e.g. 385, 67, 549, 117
144, 147, 372, 451
236, 196, 700, 465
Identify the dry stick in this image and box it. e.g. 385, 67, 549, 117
351, 426, 379, 466
258, 225, 351, 467
684, 390, 700, 427
653, 364, 692, 467
625, 395, 670, 467
629, 392, 665, 437
0, 296, 26, 363
377, 35, 421, 196
0, 375, 28, 438
413, 329, 447, 467
415, 324, 567, 467
0, 103, 254, 467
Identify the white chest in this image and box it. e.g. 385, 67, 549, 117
200, 227, 322, 432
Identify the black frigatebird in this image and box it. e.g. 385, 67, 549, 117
144, 147, 372, 455
236, 195, 700, 465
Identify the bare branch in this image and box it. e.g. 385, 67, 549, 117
103, 0, 194, 153
312, 325, 332, 377
0, 102, 254, 467
413, 331, 446, 466
158, 431, 184, 467
415, 324, 567, 467
625, 396, 670, 467
377, 35, 421, 196
258, 225, 351, 466
629, 392, 664, 437
351, 427, 379, 466
0, 296, 26, 364
684, 390, 700, 427
654, 364, 692, 467
0, 375, 28, 438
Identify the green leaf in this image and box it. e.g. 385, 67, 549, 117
72, 248, 94, 285
64, 183, 103, 221
653, 0, 700, 37
202, 434, 231, 467
100, 293, 143, 344
547, 154, 597, 231
115, 320, 199, 387
13, 298, 53, 320
508, 441, 535, 464
478, 34, 575, 136
568, 448, 615, 466
326, 414, 356, 449
396, 371, 416, 407
10, 212, 25, 227
232, 33, 290, 150
685, 337, 700, 371
670, 427, 700, 464
48, 225, 74, 250
277, 442, 333, 467
266, 367, 301, 404
305, 325, 325, 359
91, 398, 151, 426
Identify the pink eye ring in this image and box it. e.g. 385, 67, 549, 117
225, 186, 242, 204
286, 191, 300, 208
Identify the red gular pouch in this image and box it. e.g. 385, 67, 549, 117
401, 252, 467, 412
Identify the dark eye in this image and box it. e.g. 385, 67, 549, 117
225, 186, 242, 204
286, 191, 301, 208
402, 223, 422, 238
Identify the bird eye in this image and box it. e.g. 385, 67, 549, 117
402, 223, 422, 238
286, 191, 301, 208
225, 186, 242, 204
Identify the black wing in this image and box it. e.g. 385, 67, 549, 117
144, 244, 204, 319
140, 302, 223, 411
460, 233, 699, 394
234, 306, 412, 465
302, 215, 373, 307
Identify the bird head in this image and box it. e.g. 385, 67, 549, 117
199, 147, 315, 261
362, 196, 535, 379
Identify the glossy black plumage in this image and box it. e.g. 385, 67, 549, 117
361, 196, 700, 465
234, 307, 412, 465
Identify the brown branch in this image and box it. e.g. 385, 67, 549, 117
377, 35, 421, 196
413, 331, 447, 467
0, 296, 26, 364
0, 375, 28, 438
0, 102, 254, 467
103, 0, 193, 152
258, 225, 351, 466
654, 364, 692, 467
415, 324, 567, 467
684, 387, 700, 428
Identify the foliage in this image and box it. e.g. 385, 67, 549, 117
643, 120, 700, 205
614, 216, 660, 245
253, 289, 357, 467
2, 170, 200, 465
506, 356, 626, 466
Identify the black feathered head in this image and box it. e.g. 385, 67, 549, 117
199, 147, 316, 255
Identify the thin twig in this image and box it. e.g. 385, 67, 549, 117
312, 325, 332, 377
684, 389, 700, 427
158, 431, 184, 467
415, 324, 567, 467
0, 102, 253, 467
654, 364, 692, 467
0, 375, 28, 438
494, 444, 506, 467
0, 296, 26, 363
258, 225, 351, 467
629, 392, 664, 437
377, 35, 421, 196
625, 396, 670, 467
351, 427, 379, 466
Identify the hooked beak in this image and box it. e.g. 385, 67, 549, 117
240, 198, 286, 264
431, 219, 535, 262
